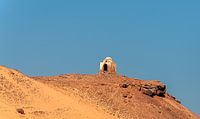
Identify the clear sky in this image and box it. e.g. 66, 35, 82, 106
0, 0, 200, 115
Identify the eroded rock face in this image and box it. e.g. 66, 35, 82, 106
140, 81, 166, 97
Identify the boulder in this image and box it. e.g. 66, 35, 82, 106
140, 81, 166, 97
16, 108, 25, 115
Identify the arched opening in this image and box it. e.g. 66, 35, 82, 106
103, 64, 108, 72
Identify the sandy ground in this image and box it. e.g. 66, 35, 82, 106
0, 65, 199, 119
0, 66, 117, 119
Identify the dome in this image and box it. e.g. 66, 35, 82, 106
105, 57, 113, 60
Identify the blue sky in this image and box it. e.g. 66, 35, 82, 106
0, 0, 200, 115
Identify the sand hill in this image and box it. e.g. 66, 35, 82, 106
0, 65, 199, 119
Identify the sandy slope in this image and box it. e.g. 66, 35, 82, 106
0, 66, 117, 119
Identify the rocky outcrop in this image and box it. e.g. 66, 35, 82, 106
139, 81, 166, 97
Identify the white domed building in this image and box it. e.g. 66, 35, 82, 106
99, 57, 116, 74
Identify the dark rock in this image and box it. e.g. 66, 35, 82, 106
176, 99, 181, 104
119, 83, 129, 88
140, 81, 166, 97
122, 93, 128, 98
128, 95, 132, 99
16, 108, 25, 115
156, 90, 165, 97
